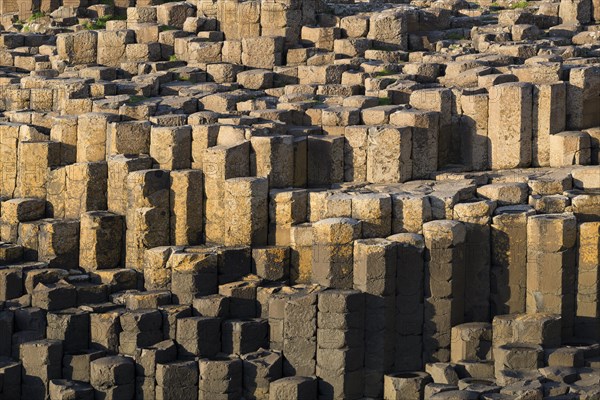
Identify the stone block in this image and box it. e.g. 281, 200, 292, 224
97, 30, 136, 67
251, 135, 294, 189
16, 141, 60, 200
169, 250, 218, 304
133, 339, 177, 378
422, 220, 466, 363
491, 205, 535, 315
107, 121, 151, 157
222, 318, 269, 355
90, 310, 123, 354
150, 125, 192, 171
478, 183, 528, 206
269, 376, 317, 400
353, 238, 396, 296
219, 280, 259, 318
575, 222, 600, 339
57, 30, 98, 65
170, 170, 203, 246
46, 308, 89, 353
549, 131, 591, 167
107, 155, 153, 216
203, 142, 250, 243
368, 9, 408, 50
252, 246, 290, 282
90, 356, 135, 395
312, 218, 361, 290
157, 1, 195, 28
176, 317, 221, 359
351, 193, 392, 238
391, 108, 439, 178
0, 198, 45, 242
453, 200, 494, 322
242, 349, 283, 399
384, 371, 431, 400
125, 169, 170, 271
242, 37, 284, 69
0, 268, 23, 300
223, 177, 268, 247
199, 355, 243, 399
307, 135, 344, 188
63, 349, 106, 383
38, 219, 79, 269
77, 113, 118, 163
488, 83, 533, 169
566, 66, 600, 130
527, 213, 577, 338
193, 294, 230, 318
450, 323, 492, 363
493, 343, 543, 380
49, 380, 94, 400
559, 0, 592, 24
367, 126, 412, 183
21, 339, 63, 399
79, 211, 123, 271
532, 83, 566, 167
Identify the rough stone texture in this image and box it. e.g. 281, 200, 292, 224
0, 1, 597, 399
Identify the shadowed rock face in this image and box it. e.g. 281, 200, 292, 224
0, 0, 598, 398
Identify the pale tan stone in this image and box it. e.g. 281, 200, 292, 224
367, 126, 412, 183
488, 83, 533, 169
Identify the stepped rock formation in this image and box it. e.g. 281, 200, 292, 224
0, 0, 598, 399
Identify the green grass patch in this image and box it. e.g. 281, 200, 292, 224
378, 97, 392, 106
446, 32, 465, 40
375, 68, 397, 77
128, 95, 147, 104
169, 55, 179, 62
159, 25, 178, 32
84, 14, 126, 30
27, 12, 45, 22
510, 1, 529, 8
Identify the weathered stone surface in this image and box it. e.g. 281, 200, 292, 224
0, 1, 597, 397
